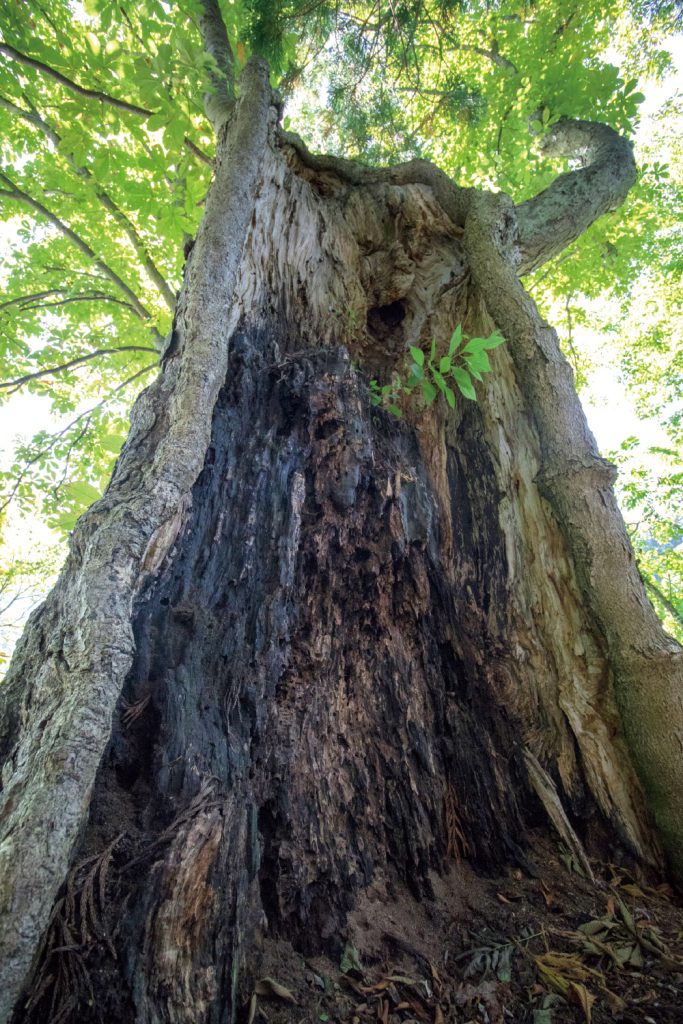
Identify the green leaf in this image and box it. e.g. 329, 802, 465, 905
101, 434, 125, 454
53, 510, 80, 532
448, 325, 462, 355
409, 346, 424, 366
452, 367, 477, 401
432, 369, 448, 394
463, 332, 505, 353
464, 349, 491, 375
64, 480, 101, 506
445, 385, 456, 409
439, 355, 451, 374
147, 111, 170, 132
421, 379, 437, 405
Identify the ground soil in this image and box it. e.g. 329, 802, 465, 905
247, 834, 683, 1024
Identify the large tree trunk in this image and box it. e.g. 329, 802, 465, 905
1, 60, 681, 1024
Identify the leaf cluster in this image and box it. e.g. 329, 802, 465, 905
370, 326, 504, 416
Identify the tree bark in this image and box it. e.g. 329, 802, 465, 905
0, 63, 680, 1024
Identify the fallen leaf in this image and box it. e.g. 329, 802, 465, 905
341, 942, 364, 975
541, 882, 555, 909
361, 979, 391, 993
602, 987, 627, 1014
568, 981, 595, 1023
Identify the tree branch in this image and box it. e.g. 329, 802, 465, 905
0, 95, 176, 311
197, 0, 236, 130
1, 80, 209, 169
515, 119, 637, 275
0, 42, 153, 117
0, 363, 157, 515
184, 136, 213, 167
0, 288, 62, 311
464, 189, 683, 880
0, 346, 158, 393
0, 171, 153, 322
644, 577, 683, 628
2, 292, 140, 315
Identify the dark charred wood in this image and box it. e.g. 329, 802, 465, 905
17, 319, 537, 1023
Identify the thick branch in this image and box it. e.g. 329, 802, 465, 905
0, 58, 275, 1019
465, 190, 683, 881
515, 119, 637, 275
0, 42, 153, 117
197, 0, 236, 129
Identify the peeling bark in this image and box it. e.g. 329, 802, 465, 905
0, 62, 680, 1024
465, 188, 683, 880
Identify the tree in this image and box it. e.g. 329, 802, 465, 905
0, 1, 681, 1021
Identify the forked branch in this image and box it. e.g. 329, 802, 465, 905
0, 346, 158, 393
280, 118, 635, 269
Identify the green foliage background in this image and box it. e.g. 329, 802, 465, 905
0, 0, 681, 667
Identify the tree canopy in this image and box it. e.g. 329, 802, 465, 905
0, 0, 681, 666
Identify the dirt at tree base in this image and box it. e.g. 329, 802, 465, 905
246, 835, 683, 1024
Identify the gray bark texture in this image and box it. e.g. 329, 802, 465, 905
0, 60, 681, 1024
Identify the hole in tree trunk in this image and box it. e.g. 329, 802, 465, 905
366, 300, 406, 343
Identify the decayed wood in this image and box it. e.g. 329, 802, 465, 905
465, 187, 683, 882
0, 57, 678, 1023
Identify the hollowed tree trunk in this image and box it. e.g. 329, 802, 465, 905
1, 60, 679, 1024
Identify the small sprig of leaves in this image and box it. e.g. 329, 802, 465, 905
369, 325, 504, 417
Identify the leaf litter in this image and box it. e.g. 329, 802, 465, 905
245, 836, 683, 1024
